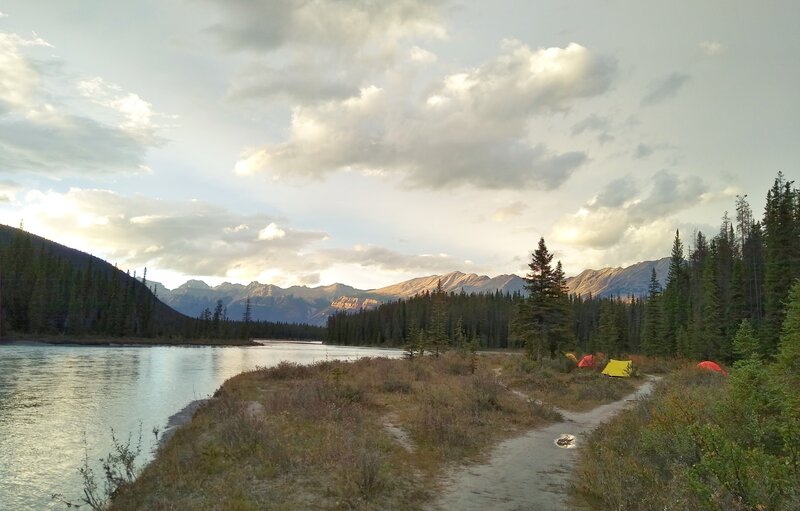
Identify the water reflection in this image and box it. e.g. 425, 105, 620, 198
0, 341, 399, 510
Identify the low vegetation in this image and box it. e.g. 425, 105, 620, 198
573, 284, 800, 511
497, 355, 642, 411
106, 351, 645, 510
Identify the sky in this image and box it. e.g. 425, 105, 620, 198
0, 1, 797, 290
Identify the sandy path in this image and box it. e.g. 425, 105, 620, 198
429, 376, 660, 511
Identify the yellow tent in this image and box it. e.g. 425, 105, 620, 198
564, 352, 578, 363
601, 359, 633, 377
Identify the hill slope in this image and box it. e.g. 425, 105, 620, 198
0, 224, 324, 341
565, 258, 670, 298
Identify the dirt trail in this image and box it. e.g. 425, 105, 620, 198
429, 376, 660, 511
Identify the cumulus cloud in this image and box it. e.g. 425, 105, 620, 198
0, 32, 163, 174
0, 180, 20, 202
235, 41, 615, 189
641, 72, 691, 106
699, 40, 726, 56
258, 222, 286, 241
14, 188, 477, 285
553, 170, 709, 250
408, 46, 437, 65
208, 0, 448, 103
77, 77, 166, 143
589, 175, 638, 208
16, 188, 327, 278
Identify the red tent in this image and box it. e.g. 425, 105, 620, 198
578, 354, 595, 368
697, 360, 727, 376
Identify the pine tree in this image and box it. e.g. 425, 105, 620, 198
763, 173, 799, 352
453, 316, 466, 351
596, 299, 621, 356
515, 238, 572, 359
732, 320, 760, 360
642, 267, 662, 355
212, 299, 224, 338
777, 280, 800, 378
701, 251, 726, 360
429, 281, 448, 357
661, 230, 689, 355
241, 296, 253, 339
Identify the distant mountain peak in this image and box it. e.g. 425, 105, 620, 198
180, 279, 211, 290
566, 257, 670, 298
156, 259, 668, 326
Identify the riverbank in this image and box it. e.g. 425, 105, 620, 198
109, 352, 644, 510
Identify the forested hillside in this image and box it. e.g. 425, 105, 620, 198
329, 173, 800, 363
0, 225, 324, 342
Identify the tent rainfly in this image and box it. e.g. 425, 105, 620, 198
577, 354, 595, 368
697, 360, 727, 376
601, 359, 633, 377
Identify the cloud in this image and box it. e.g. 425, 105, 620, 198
553, 170, 709, 249
258, 222, 286, 241
205, 0, 447, 103
641, 72, 690, 106
493, 201, 527, 222
203, 0, 447, 52
16, 188, 327, 279
571, 114, 609, 135
235, 42, 615, 189
0, 32, 163, 174
627, 170, 707, 221
77, 77, 166, 143
408, 46, 437, 65
699, 40, 726, 56
317, 245, 473, 275
436, 40, 617, 119
228, 60, 361, 103
13, 188, 480, 286
589, 175, 638, 208
297, 273, 321, 286
0, 180, 20, 202
635, 144, 654, 159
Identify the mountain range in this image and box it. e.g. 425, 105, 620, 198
152, 259, 670, 326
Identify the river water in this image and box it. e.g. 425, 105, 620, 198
0, 341, 399, 510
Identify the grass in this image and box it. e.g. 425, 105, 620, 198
572, 363, 800, 510
108, 351, 656, 510
496, 355, 644, 411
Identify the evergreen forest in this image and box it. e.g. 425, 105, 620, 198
328, 173, 800, 364
0, 225, 325, 342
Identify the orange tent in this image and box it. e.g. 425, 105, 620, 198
697, 360, 727, 376
577, 354, 595, 368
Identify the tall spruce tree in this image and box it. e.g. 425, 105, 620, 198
701, 250, 726, 360
514, 238, 571, 359
429, 280, 449, 357
661, 230, 689, 355
642, 267, 663, 355
763, 173, 800, 353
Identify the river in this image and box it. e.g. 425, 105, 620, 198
0, 341, 400, 510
